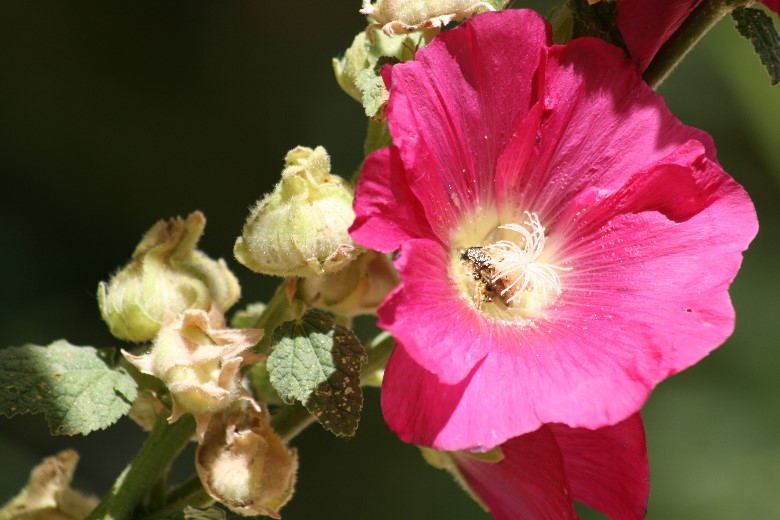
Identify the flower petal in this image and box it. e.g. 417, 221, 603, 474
386, 10, 550, 240
350, 146, 432, 253
377, 238, 490, 382
550, 413, 649, 520
509, 37, 716, 222
455, 426, 577, 520
616, 0, 701, 72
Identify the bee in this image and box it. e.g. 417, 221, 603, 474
460, 246, 512, 308
460, 214, 569, 311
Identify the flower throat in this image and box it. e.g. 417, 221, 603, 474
459, 212, 568, 317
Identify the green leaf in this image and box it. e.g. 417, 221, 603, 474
267, 310, 367, 437
0, 340, 137, 435
485, 0, 512, 9
732, 6, 780, 86
229, 301, 267, 329
357, 30, 425, 118
567, 0, 627, 52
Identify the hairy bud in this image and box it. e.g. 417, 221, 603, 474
234, 146, 361, 278
98, 211, 241, 342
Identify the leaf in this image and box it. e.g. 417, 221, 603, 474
732, 6, 780, 86
0, 340, 137, 435
567, 0, 627, 52
267, 310, 367, 437
229, 302, 267, 329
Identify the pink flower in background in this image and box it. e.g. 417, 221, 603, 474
451, 413, 648, 520
613, 0, 780, 71
350, 10, 757, 450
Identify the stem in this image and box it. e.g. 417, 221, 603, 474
142, 477, 213, 520
252, 282, 299, 355
271, 402, 315, 443
361, 331, 395, 384
643, 0, 752, 89
86, 415, 195, 520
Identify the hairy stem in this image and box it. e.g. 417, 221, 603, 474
644, 0, 753, 89
86, 415, 195, 520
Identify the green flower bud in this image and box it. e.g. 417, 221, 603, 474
298, 250, 398, 317
234, 146, 361, 278
98, 211, 241, 343
122, 308, 263, 440
196, 408, 298, 518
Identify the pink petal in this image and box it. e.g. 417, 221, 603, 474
385, 10, 550, 240
455, 426, 577, 520
616, 0, 702, 72
350, 146, 432, 253
550, 414, 649, 520
509, 37, 716, 223
377, 238, 491, 382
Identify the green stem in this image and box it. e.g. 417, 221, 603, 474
361, 331, 395, 384
161, 475, 206, 508
86, 415, 195, 520
142, 479, 213, 520
643, 0, 752, 89
252, 282, 300, 355
271, 402, 315, 443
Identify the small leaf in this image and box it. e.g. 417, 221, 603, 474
732, 6, 780, 86
567, 0, 627, 52
229, 302, 267, 329
485, 0, 513, 9
0, 340, 137, 435
267, 310, 367, 437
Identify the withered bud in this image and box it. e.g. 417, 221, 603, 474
196, 408, 298, 518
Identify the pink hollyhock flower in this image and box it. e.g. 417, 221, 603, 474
350, 9, 757, 450
612, 0, 780, 71
445, 413, 648, 520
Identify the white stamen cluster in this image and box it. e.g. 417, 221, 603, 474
482, 212, 568, 306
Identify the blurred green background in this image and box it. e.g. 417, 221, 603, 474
1, 1, 778, 519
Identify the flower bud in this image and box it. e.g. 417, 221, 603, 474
361, 0, 496, 37
0, 450, 98, 520
234, 146, 361, 278
298, 250, 398, 317
98, 211, 241, 342
122, 307, 263, 439
196, 408, 298, 518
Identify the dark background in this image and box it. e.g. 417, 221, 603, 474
1, 1, 778, 518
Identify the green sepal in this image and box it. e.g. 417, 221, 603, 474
732, 6, 780, 85
267, 310, 367, 437
0, 340, 137, 435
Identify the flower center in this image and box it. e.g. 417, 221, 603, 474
454, 212, 568, 321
